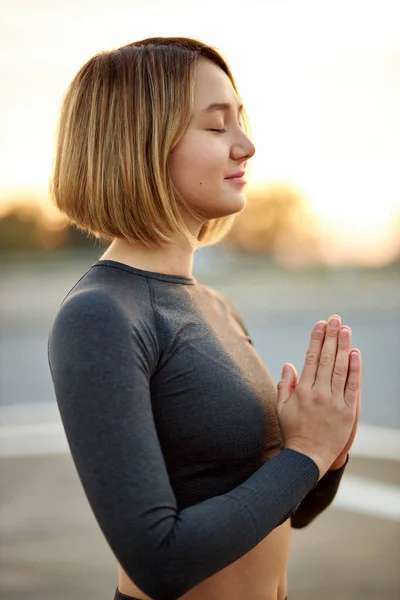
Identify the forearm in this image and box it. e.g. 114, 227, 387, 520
290, 454, 349, 528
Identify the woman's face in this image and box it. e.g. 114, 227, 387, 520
168, 58, 256, 224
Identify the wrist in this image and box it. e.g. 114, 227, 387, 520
284, 444, 335, 480
329, 454, 349, 471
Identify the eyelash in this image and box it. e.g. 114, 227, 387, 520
208, 128, 227, 133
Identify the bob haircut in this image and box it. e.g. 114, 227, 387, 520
49, 37, 251, 249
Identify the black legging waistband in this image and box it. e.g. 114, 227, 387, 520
114, 588, 143, 600
113, 587, 288, 600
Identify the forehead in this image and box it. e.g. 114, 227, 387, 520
193, 58, 241, 112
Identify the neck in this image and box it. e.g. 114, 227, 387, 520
100, 236, 196, 279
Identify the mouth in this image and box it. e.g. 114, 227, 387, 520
224, 176, 247, 185
224, 169, 246, 185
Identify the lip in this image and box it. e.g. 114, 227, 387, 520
225, 170, 245, 179
225, 176, 247, 185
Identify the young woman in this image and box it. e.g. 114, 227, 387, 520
47, 37, 362, 600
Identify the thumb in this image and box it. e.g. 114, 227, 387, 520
277, 363, 297, 406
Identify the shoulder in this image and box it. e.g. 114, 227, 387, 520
54, 286, 126, 329
50, 280, 156, 349
48, 289, 131, 362
53, 262, 156, 330
49, 285, 159, 373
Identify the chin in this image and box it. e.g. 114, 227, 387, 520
208, 192, 247, 219
218, 194, 247, 217
186, 191, 247, 221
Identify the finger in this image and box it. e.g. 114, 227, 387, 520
314, 315, 341, 391
344, 388, 362, 454
291, 365, 299, 389
277, 363, 297, 406
344, 349, 362, 410
354, 390, 361, 427
297, 320, 327, 388
331, 326, 352, 398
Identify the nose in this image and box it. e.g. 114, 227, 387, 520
231, 133, 256, 162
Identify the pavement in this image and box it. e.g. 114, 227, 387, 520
1, 253, 399, 599
0, 451, 399, 600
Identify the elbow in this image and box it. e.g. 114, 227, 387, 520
121, 557, 190, 600
99, 508, 195, 600
290, 515, 312, 529
116, 535, 194, 600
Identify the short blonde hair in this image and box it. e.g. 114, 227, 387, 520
49, 37, 250, 249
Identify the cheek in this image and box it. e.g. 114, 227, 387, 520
170, 137, 225, 184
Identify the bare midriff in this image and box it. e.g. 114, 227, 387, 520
117, 517, 291, 600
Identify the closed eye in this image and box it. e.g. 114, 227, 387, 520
208, 128, 227, 133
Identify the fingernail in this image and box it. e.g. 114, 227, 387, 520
340, 327, 349, 339
329, 318, 340, 329
316, 321, 326, 331
351, 352, 359, 362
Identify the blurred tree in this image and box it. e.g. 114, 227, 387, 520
224, 182, 325, 267
1, 189, 397, 269
0, 204, 67, 251
0, 200, 97, 252
388, 208, 400, 267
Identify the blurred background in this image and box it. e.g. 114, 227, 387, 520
0, 0, 399, 599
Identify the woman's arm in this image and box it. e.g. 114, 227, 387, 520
48, 289, 319, 600
290, 454, 349, 528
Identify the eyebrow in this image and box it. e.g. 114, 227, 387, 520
201, 102, 244, 115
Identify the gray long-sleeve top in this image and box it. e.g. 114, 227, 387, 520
47, 259, 348, 600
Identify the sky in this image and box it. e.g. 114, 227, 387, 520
1, 0, 399, 265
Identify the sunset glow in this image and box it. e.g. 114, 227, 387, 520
1, 0, 399, 265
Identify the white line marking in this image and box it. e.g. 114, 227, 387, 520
351, 423, 400, 462
333, 476, 400, 522
1, 411, 399, 460
0, 417, 399, 521
0, 422, 68, 457
0, 423, 63, 437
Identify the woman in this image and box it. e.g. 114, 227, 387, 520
47, 37, 362, 600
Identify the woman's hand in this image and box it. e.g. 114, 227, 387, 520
329, 389, 361, 470
279, 367, 361, 470
277, 315, 362, 478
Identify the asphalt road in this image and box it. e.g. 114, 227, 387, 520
0, 253, 399, 599
0, 452, 399, 600
1, 253, 399, 428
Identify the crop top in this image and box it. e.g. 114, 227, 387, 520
47, 259, 348, 600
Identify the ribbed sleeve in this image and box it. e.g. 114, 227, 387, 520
290, 454, 349, 528
48, 289, 320, 600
